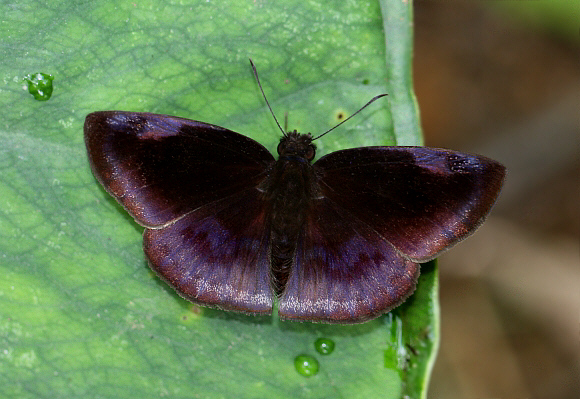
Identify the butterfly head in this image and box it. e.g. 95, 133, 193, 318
277, 131, 316, 161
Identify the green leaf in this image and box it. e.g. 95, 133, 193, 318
0, 0, 437, 397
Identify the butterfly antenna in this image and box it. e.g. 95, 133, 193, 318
311, 93, 388, 141
249, 59, 286, 137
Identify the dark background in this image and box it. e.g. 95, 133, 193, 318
412, 2, 579, 398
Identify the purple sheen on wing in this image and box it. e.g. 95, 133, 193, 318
144, 187, 273, 314
278, 197, 419, 323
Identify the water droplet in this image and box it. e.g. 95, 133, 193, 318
23, 73, 54, 101
294, 354, 319, 377
314, 337, 335, 355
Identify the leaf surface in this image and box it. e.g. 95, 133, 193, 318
0, 0, 437, 397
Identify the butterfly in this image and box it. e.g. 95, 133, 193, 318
84, 62, 505, 324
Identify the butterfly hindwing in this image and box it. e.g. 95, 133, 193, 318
144, 186, 273, 313
278, 196, 419, 323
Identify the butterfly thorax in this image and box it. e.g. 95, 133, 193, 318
267, 132, 318, 295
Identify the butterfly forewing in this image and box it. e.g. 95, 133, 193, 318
313, 147, 506, 262
84, 111, 275, 228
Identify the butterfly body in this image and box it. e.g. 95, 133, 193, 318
265, 132, 318, 294
85, 111, 505, 324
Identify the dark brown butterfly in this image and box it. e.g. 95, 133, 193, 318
84, 62, 505, 323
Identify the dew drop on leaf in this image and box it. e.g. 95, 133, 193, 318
23, 73, 54, 101
294, 354, 319, 377
314, 337, 335, 355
